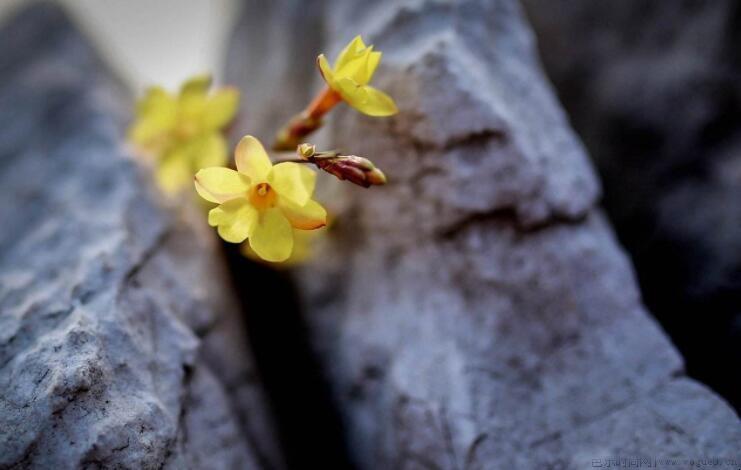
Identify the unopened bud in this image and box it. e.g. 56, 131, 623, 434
366, 167, 387, 185
297, 143, 316, 159
313, 154, 387, 188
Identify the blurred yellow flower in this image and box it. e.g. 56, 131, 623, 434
317, 35, 398, 117
128, 75, 239, 193
194, 135, 327, 262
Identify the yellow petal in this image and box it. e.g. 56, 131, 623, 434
268, 162, 313, 205
285, 228, 318, 264
156, 149, 192, 194
317, 54, 336, 89
177, 75, 213, 128
209, 198, 258, 243
335, 77, 368, 109
336, 51, 371, 84
240, 227, 317, 266
338, 79, 398, 117
194, 167, 250, 203
192, 133, 228, 169
360, 86, 398, 116
129, 87, 178, 145
365, 51, 382, 84
135, 86, 172, 115
280, 198, 327, 230
298, 163, 316, 196
235, 135, 273, 182
180, 74, 212, 98
178, 91, 207, 123
249, 208, 294, 262
202, 87, 239, 130
334, 35, 366, 71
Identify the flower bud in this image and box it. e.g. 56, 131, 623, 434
366, 167, 387, 185
314, 154, 387, 188
297, 143, 316, 159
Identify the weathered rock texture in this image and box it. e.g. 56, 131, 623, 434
227, 0, 740, 467
0, 5, 279, 469
522, 0, 741, 409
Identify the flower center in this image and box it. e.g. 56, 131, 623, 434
249, 182, 277, 210
175, 120, 198, 140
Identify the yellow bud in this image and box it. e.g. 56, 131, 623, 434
298, 143, 316, 159
367, 167, 387, 185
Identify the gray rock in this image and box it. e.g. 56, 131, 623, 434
0, 4, 279, 469
523, 0, 741, 408
226, 0, 740, 467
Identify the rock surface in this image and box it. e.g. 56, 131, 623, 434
227, 0, 740, 467
522, 0, 741, 409
0, 5, 279, 469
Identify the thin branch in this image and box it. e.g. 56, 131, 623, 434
271, 158, 313, 165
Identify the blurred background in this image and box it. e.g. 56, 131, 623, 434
523, 0, 741, 410
0, 0, 239, 91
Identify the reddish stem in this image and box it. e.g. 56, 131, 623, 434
273, 87, 342, 151
306, 86, 342, 119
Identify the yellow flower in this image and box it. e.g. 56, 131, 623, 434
128, 75, 239, 193
194, 135, 327, 262
317, 35, 398, 117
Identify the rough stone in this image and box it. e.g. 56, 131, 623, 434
0, 5, 279, 469
227, 0, 740, 467
523, 0, 741, 408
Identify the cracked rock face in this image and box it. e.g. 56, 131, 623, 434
0, 5, 278, 469
227, 0, 740, 467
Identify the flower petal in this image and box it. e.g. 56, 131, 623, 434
298, 163, 316, 196
336, 51, 371, 84
202, 87, 239, 130
284, 227, 321, 264
209, 198, 258, 243
156, 149, 192, 194
340, 81, 398, 117
249, 208, 294, 262
179, 93, 207, 122
177, 76, 211, 124
268, 162, 313, 205
334, 77, 369, 109
334, 35, 366, 71
192, 133, 228, 169
235, 135, 272, 182
129, 87, 177, 145
361, 86, 398, 116
179, 74, 212, 98
280, 198, 327, 230
317, 54, 336, 88
364, 50, 382, 84
195, 167, 250, 203
136, 86, 175, 115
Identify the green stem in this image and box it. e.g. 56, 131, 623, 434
271, 158, 314, 165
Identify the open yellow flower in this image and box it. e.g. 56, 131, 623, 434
128, 75, 239, 193
194, 136, 327, 262
317, 35, 398, 117
273, 35, 398, 150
